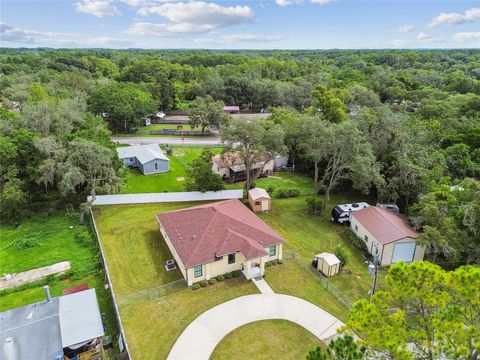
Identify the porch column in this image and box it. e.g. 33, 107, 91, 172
278, 244, 283, 260
260, 257, 265, 275
244, 260, 252, 279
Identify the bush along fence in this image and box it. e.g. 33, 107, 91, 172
150, 129, 211, 136
284, 249, 354, 309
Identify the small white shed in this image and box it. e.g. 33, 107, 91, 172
315, 252, 341, 277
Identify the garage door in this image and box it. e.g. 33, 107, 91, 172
392, 242, 416, 263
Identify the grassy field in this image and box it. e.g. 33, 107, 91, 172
115, 123, 211, 137
93, 202, 258, 358
259, 193, 383, 302
211, 319, 323, 360
120, 146, 223, 194
0, 209, 97, 275
120, 279, 257, 359
265, 260, 349, 321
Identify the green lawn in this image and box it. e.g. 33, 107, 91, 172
211, 319, 323, 360
115, 123, 211, 137
93, 201, 258, 359
258, 194, 383, 302
120, 279, 257, 360
0, 209, 97, 275
120, 146, 223, 194
226, 171, 315, 197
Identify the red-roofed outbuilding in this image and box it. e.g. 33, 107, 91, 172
156, 199, 285, 285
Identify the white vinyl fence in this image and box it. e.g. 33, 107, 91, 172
88, 190, 244, 206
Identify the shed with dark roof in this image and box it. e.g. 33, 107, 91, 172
350, 206, 425, 266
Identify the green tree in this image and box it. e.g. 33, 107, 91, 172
221, 117, 285, 190
89, 82, 157, 132
345, 262, 480, 360
0, 167, 27, 223
185, 149, 225, 192
189, 96, 231, 132
311, 85, 347, 123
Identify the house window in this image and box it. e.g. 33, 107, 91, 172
228, 253, 236, 264
129, 157, 134, 163
255, 201, 261, 206
269, 245, 276, 256
154, 162, 158, 170
194, 265, 202, 278
364, 235, 368, 242
354, 225, 358, 232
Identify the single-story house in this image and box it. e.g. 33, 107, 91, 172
248, 187, 272, 212
223, 105, 240, 114
314, 252, 341, 277
0, 287, 104, 360
211, 152, 274, 182
117, 144, 169, 175
156, 199, 285, 285
350, 206, 425, 266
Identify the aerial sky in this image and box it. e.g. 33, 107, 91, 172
1, 0, 479, 49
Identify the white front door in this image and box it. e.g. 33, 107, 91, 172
261, 200, 269, 211
251, 265, 261, 277
391, 242, 416, 263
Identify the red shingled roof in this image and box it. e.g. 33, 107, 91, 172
63, 283, 89, 295
156, 199, 284, 268
352, 206, 418, 245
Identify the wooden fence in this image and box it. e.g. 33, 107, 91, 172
150, 129, 211, 136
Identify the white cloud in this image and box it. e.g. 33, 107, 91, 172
128, 2, 254, 37
416, 32, 431, 41
75, 0, 121, 17
0, 23, 134, 48
275, 0, 331, 6
428, 7, 480, 28
389, 39, 407, 47
220, 33, 285, 43
392, 24, 415, 33
453, 32, 480, 43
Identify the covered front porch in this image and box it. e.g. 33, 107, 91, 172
241, 256, 266, 280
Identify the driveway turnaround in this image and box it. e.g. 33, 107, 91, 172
167, 293, 344, 360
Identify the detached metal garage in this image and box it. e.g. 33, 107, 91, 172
350, 206, 425, 266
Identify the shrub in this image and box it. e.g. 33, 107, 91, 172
267, 186, 275, 194
5, 232, 44, 250
224, 272, 233, 279
277, 259, 283, 265
200, 281, 208, 287
335, 245, 348, 266
208, 278, 217, 285
230, 270, 241, 278
276, 189, 300, 198
191, 284, 201, 290
270, 260, 278, 266
216, 275, 225, 282
344, 227, 368, 253
305, 196, 324, 216
265, 262, 272, 267
73, 229, 94, 247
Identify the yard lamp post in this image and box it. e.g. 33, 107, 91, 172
368, 244, 379, 302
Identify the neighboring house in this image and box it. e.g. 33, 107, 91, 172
156, 199, 285, 285
248, 187, 272, 212
350, 206, 425, 266
117, 144, 170, 175
313, 252, 341, 277
273, 155, 289, 170
211, 152, 274, 182
0, 287, 104, 360
223, 105, 240, 114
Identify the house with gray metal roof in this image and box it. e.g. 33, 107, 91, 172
0, 287, 104, 360
117, 144, 170, 175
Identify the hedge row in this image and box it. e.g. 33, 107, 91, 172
191, 270, 242, 290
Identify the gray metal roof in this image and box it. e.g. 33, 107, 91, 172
116, 144, 169, 164
0, 298, 63, 360
59, 289, 104, 348
0, 289, 104, 360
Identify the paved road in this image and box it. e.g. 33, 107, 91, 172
111, 136, 222, 146
167, 293, 344, 360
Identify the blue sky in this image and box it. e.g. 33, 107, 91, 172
1, 0, 479, 49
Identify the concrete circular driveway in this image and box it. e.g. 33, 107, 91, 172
167, 294, 344, 360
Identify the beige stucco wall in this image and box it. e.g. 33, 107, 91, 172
159, 222, 187, 280
350, 216, 425, 266
211, 162, 230, 178
248, 195, 272, 212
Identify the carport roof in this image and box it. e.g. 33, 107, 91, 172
352, 206, 418, 245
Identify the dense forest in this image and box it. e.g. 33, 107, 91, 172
0, 48, 479, 264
